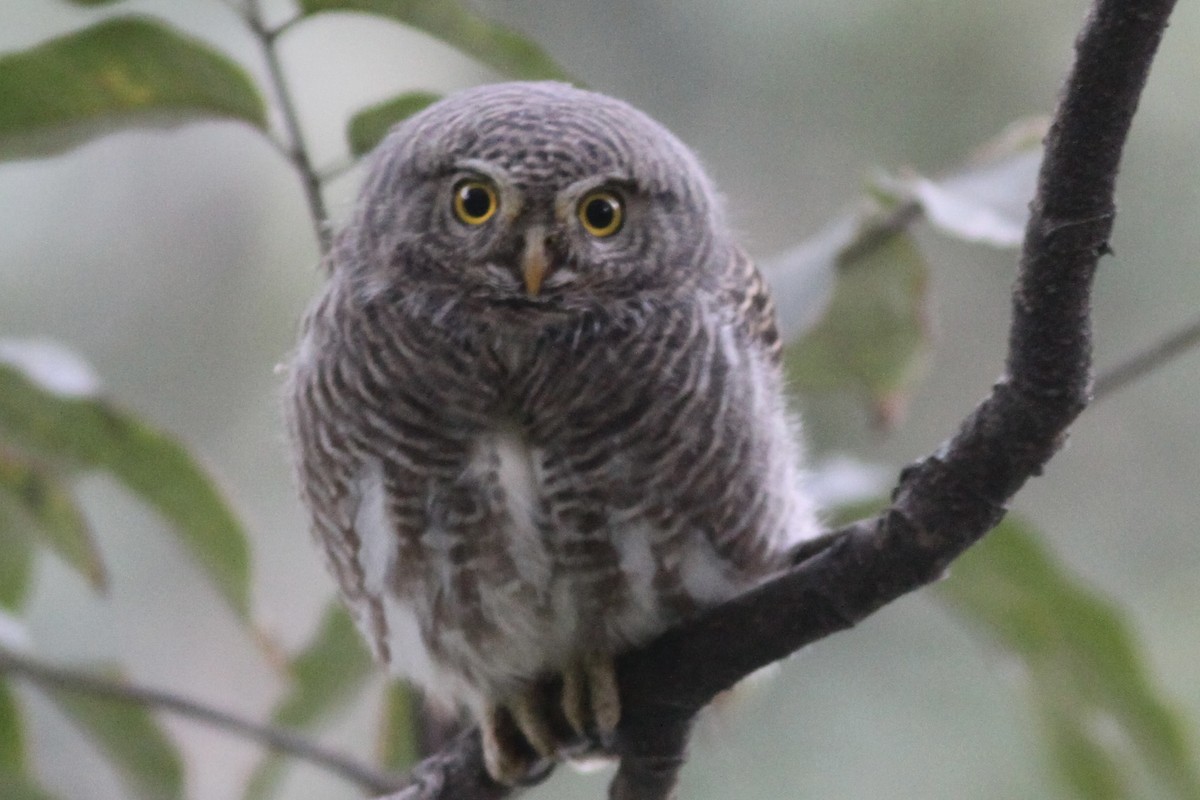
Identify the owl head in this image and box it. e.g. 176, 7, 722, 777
336, 82, 729, 317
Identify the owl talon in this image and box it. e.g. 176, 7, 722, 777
562, 652, 620, 741
509, 690, 562, 760
482, 704, 547, 786
482, 655, 621, 784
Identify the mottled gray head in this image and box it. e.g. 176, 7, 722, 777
337, 82, 728, 313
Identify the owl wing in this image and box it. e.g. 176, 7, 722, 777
722, 246, 783, 364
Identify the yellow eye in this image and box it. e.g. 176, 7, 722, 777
577, 190, 624, 237
452, 179, 498, 225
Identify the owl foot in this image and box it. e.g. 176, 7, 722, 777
562, 651, 620, 740
481, 653, 621, 785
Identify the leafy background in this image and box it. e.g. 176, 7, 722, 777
1, 1, 1199, 799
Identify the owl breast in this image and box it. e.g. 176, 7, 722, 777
288, 286, 819, 713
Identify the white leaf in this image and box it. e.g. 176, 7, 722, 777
911, 149, 1042, 247
762, 212, 859, 342
0, 339, 100, 398
0, 608, 32, 652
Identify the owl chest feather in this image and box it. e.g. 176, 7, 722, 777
306, 296, 815, 707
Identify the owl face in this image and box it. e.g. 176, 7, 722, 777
344, 82, 728, 314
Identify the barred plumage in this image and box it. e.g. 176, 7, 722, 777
283, 81, 819, 782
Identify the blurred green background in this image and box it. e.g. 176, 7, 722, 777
1, 1, 1198, 798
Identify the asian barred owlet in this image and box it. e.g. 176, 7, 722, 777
284, 81, 820, 783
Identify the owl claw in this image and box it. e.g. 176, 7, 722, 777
562, 652, 620, 741
481, 704, 545, 786
481, 654, 621, 785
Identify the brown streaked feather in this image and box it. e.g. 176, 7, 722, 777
723, 246, 783, 363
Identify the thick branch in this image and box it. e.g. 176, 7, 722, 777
380, 1, 1178, 797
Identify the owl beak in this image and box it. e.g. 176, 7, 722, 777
521, 229, 550, 297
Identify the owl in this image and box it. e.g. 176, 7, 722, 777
284, 81, 820, 783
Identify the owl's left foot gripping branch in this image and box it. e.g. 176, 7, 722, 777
481, 652, 620, 785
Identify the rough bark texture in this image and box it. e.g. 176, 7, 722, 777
380, 1, 1179, 797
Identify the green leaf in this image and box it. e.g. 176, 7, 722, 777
0, 502, 35, 610
0, 682, 54, 799
0, 680, 24, 772
273, 604, 376, 728
50, 669, 184, 800
938, 518, 1200, 800
242, 757, 286, 800
347, 91, 441, 157
244, 604, 376, 800
0, 16, 267, 160
0, 772, 58, 800
299, 0, 570, 81
0, 452, 105, 593
0, 345, 251, 617
782, 230, 930, 426
376, 680, 418, 770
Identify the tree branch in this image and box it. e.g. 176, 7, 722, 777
0, 646, 402, 795
1093, 314, 1200, 400
377, 0, 1180, 797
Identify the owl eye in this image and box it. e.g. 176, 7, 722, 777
577, 190, 624, 237
453, 179, 499, 225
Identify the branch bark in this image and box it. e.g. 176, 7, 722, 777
380, 1, 1178, 797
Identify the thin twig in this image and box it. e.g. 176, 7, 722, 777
247, 0, 332, 254
1093, 315, 1200, 401
0, 646, 402, 794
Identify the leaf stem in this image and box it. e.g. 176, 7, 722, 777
0, 646, 402, 794
247, 1, 332, 254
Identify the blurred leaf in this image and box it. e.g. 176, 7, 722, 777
274, 604, 376, 728
767, 118, 1043, 405
782, 231, 930, 427
0, 349, 251, 618
939, 517, 1200, 800
0, 611, 32, 653
0, 772, 57, 800
875, 118, 1047, 248
1044, 703, 1125, 800
762, 212, 854, 343
0, 452, 105, 593
0, 682, 53, 799
299, 0, 571, 80
244, 603, 376, 800
62, 0, 126, 5
347, 90, 440, 157
0, 680, 23, 772
51, 670, 184, 800
0, 16, 267, 160
0, 502, 35, 610
242, 754, 286, 800
877, 150, 1040, 247
376, 680, 417, 770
